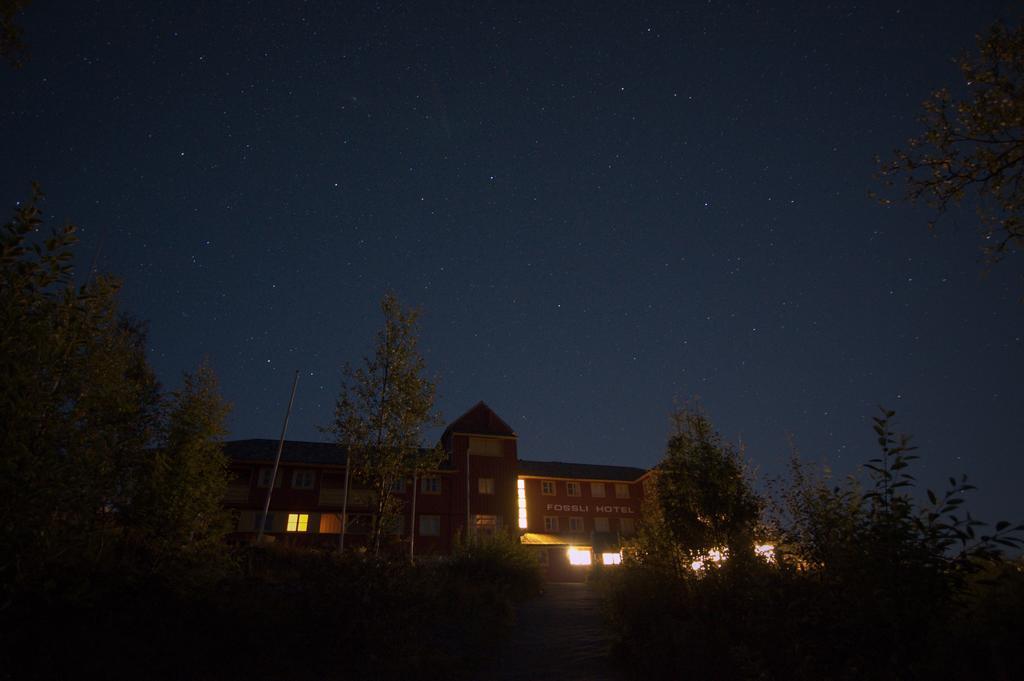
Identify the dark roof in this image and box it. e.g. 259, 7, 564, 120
223, 439, 451, 468
443, 401, 516, 437
224, 439, 350, 465
517, 459, 647, 482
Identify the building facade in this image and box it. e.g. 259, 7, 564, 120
223, 402, 650, 581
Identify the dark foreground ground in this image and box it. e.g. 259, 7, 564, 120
481, 582, 625, 681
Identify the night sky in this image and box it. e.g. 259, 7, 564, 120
3, 1, 1022, 525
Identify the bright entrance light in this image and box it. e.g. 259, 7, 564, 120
567, 546, 592, 566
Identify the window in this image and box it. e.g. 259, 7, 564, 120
468, 437, 503, 456
543, 516, 559, 532
569, 517, 584, 533
262, 512, 274, 532
615, 483, 630, 499
620, 518, 635, 535
419, 515, 440, 536
594, 517, 610, 532
590, 482, 606, 498
536, 548, 549, 566
391, 478, 406, 494
541, 480, 556, 495
478, 477, 495, 495
257, 467, 282, 488
421, 476, 441, 494
474, 514, 498, 535
319, 513, 342, 534
346, 514, 372, 534
567, 547, 592, 566
286, 513, 309, 532
382, 515, 404, 535
566, 481, 581, 497
291, 469, 315, 489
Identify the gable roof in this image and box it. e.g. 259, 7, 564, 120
442, 401, 516, 437
223, 439, 350, 466
223, 439, 453, 469
517, 459, 647, 482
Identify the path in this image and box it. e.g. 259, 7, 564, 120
481, 582, 626, 681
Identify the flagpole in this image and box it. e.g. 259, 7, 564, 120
257, 370, 299, 543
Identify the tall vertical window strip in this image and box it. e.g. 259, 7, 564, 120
517, 479, 528, 529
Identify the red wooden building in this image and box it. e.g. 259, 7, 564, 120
223, 402, 650, 581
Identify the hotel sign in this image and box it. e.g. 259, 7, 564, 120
545, 503, 635, 514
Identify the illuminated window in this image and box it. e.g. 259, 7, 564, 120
286, 513, 309, 532
257, 468, 282, 488
620, 518, 635, 535
419, 515, 440, 536
566, 482, 581, 497
517, 479, 528, 529
421, 477, 441, 494
319, 513, 342, 534
567, 547, 592, 566
478, 478, 495, 494
590, 482, 605, 497
602, 552, 622, 566
594, 517, 610, 532
291, 469, 315, 489
544, 516, 559, 531
569, 517, 584, 533
615, 483, 629, 499
541, 480, 556, 495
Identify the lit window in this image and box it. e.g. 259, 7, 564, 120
544, 516, 559, 532
567, 547, 592, 566
590, 482, 605, 497
541, 480, 555, 495
286, 513, 309, 532
755, 544, 776, 563
566, 482, 581, 497
257, 468, 282, 488
517, 479, 528, 529
419, 514, 440, 536
569, 517, 584, 533
602, 552, 622, 565
594, 517, 610, 532
615, 483, 629, 498
620, 518, 635, 535
291, 469, 315, 489
478, 478, 495, 495
421, 476, 441, 494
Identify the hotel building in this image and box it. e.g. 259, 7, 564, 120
224, 402, 650, 581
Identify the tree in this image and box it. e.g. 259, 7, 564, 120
879, 22, 1024, 270
132, 361, 232, 573
0, 0, 31, 68
641, 404, 762, 570
326, 293, 443, 556
0, 185, 161, 600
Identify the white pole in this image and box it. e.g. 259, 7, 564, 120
409, 469, 418, 563
339, 449, 352, 552
257, 370, 299, 543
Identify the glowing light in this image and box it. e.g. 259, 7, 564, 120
517, 478, 528, 529
567, 546, 592, 566
602, 552, 622, 566
755, 544, 776, 562
286, 513, 309, 532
